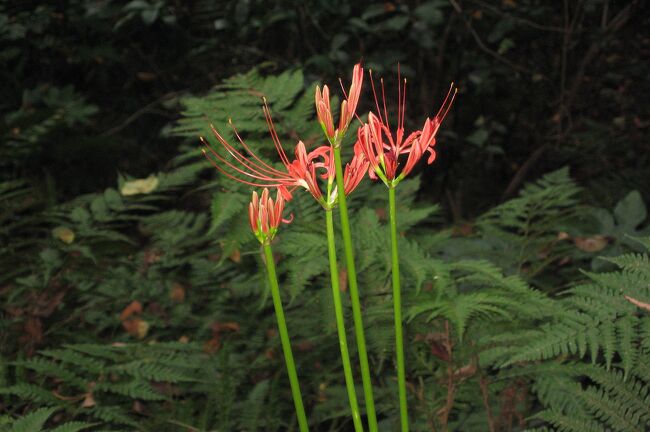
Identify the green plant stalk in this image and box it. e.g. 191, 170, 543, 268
263, 243, 310, 432
389, 186, 409, 432
325, 209, 364, 432
333, 146, 378, 432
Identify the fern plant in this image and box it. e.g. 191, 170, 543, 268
484, 237, 650, 432
4, 66, 649, 431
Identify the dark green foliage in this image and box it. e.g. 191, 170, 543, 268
2, 8, 649, 427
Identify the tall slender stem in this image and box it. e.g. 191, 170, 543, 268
263, 243, 310, 432
389, 186, 409, 432
325, 209, 364, 432
333, 146, 379, 432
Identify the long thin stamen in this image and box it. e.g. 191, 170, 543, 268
380, 78, 389, 127
210, 125, 289, 179
440, 87, 458, 121
262, 99, 292, 167
201, 149, 287, 188
369, 70, 383, 124
227, 122, 291, 176
401, 79, 407, 132
435, 83, 457, 120
338, 77, 348, 100
263, 107, 291, 167
397, 64, 401, 132
396, 78, 407, 151
201, 139, 293, 183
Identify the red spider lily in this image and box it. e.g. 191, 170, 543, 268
319, 141, 369, 205
201, 99, 324, 203
357, 69, 457, 186
201, 102, 366, 208
315, 63, 363, 144
249, 188, 291, 243
342, 142, 370, 195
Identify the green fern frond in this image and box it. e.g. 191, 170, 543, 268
109, 360, 194, 383
0, 383, 62, 405
49, 422, 97, 432
8, 407, 57, 432
578, 386, 645, 432
16, 358, 86, 387
534, 409, 607, 432
94, 380, 167, 401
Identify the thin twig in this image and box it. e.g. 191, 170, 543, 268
448, 0, 537, 77
469, 0, 566, 33
479, 375, 496, 432
101, 92, 179, 136
438, 320, 455, 431
502, 1, 637, 199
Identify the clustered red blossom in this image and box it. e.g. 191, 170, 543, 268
201, 63, 456, 240
248, 188, 290, 244
315, 63, 363, 144
358, 70, 457, 185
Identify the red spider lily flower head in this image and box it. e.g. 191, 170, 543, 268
315, 63, 363, 145
201, 98, 326, 203
323, 142, 369, 206
343, 141, 369, 195
248, 188, 292, 244
357, 67, 457, 187
288, 141, 330, 204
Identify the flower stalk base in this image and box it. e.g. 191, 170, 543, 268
389, 186, 409, 432
325, 209, 365, 432
263, 243, 310, 432
333, 146, 378, 432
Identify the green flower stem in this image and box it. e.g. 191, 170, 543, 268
262, 243, 309, 432
325, 209, 364, 432
333, 146, 378, 432
389, 186, 409, 432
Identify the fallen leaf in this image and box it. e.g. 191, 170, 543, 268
141, 248, 164, 272
120, 175, 159, 196
136, 72, 157, 81
573, 235, 608, 253
229, 249, 241, 263
212, 322, 240, 333
21, 317, 43, 356
296, 341, 314, 352
123, 318, 149, 339
81, 382, 96, 408
453, 363, 477, 379
120, 300, 142, 321
169, 282, 186, 302
557, 231, 570, 241
52, 226, 75, 244
81, 393, 96, 408
204, 322, 240, 353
